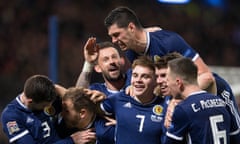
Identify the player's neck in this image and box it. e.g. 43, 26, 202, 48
105, 77, 125, 91
133, 93, 155, 104
182, 85, 202, 99
20, 93, 29, 107
79, 113, 95, 130
133, 29, 147, 54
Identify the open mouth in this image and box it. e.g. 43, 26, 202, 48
117, 41, 127, 51
134, 85, 145, 91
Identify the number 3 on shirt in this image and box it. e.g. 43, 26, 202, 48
42, 121, 51, 138
209, 115, 227, 144
136, 115, 145, 132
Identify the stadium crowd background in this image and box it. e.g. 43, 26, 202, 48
0, 0, 239, 143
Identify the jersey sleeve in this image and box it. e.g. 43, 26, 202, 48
100, 94, 118, 115
125, 50, 139, 63
94, 117, 115, 144
1, 110, 35, 143
163, 31, 198, 60
52, 137, 74, 144
165, 106, 189, 143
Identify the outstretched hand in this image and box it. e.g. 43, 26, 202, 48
84, 37, 99, 63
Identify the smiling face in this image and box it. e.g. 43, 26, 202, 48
96, 47, 123, 81
131, 65, 156, 98
155, 67, 170, 96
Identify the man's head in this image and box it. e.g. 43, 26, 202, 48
94, 41, 124, 82
61, 87, 96, 129
131, 56, 156, 98
154, 52, 183, 96
166, 57, 198, 99
104, 7, 143, 51
23, 75, 57, 111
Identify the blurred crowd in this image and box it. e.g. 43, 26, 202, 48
0, 0, 240, 143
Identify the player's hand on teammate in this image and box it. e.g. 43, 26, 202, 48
125, 85, 134, 96
104, 116, 117, 126
164, 99, 182, 128
84, 89, 106, 103
84, 37, 99, 64
71, 128, 96, 144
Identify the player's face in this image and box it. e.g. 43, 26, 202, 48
131, 65, 156, 97
108, 24, 134, 51
166, 67, 180, 98
155, 67, 170, 96
62, 99, 80, 128
97, 47, 123, 81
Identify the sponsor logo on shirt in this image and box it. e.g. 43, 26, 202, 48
151, 105, 164, 122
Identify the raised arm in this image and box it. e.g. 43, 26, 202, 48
194, 56, 217, 94
76, 37, 98, 88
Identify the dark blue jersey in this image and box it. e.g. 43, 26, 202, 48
90, 69, 132, 96
89, 69, 132, 144
101, 92, 166, 144
214, 72, 240, 120
126, 30, 198, 63
1, 95, 73, 144
165, 91, 240, 144
56, 116, 115, 144
94, 116, 115, 144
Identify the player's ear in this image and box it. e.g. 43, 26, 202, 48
94, 65, 102, 73
128, 22, 136, 32
79, 109, 87, 118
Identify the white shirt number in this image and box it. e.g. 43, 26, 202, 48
209, 115, 227, 144
136, 115, 145, 132
42, 121, 50, 138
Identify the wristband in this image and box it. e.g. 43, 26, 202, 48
82, 61, 94, 72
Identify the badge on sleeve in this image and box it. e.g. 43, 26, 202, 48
7, 121, 20, 135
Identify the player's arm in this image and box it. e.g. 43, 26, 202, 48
194, 56, 217, 94
55, 84, 67, 98
76, 37, 98, 88
1, 112, 38, 144
165, 106, 189, 144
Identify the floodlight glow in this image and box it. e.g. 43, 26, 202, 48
158, 0, 191, 4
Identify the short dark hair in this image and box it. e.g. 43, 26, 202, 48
168, 57, 198, 84
95, 41, 122, 63
104, 6, 142, 29
24, 75, 57, 103
154, 52, 183, 69
63, 87, 96, 113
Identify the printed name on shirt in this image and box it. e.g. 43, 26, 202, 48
191, 98, 226, 112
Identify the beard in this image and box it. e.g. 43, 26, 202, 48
102, 69, 124, 82
105, 73, 124, 82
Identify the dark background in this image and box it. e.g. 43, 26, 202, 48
0, 0, 240, 143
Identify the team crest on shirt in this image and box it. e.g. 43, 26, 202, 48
7, 121, 20, 135
44, 106, 56, 116
152, 105, 163, 115
151, 105, 163, 122
153, 55, 161, 62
